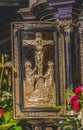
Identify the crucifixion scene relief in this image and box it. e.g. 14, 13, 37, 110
23, 32, 56, 108
0, 0, 83, 129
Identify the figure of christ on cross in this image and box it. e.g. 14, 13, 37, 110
23, 32, 54, 77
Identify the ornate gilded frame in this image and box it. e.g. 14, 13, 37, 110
11, 21, 66, 119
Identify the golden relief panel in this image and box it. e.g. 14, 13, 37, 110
12, 22, 66, 119
23, 32, 56, 108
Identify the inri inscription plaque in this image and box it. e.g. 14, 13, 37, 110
11, 22, 66, 119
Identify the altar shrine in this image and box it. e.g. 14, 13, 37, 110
2, 0, 83, 130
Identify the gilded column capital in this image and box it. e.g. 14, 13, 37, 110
58, 19, 76, 33
59, 19, 72, 27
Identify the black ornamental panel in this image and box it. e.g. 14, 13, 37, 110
11, 21, 66, 119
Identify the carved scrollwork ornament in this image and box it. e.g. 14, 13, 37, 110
58, 19, 75, 34
79, 28, 83, 37
13, 28, 17, 38
64, 25, 71, 33
59, 19, 72, 27
77, 19, 83, 36
35, 126, 42, 130
65, 36, 70, 44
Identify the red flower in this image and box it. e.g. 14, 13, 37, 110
0, 109, 4, 115
75, 86, 83, 96
4, 68, 8, 72
73, 99, 80, 111
70, 95, 78, 105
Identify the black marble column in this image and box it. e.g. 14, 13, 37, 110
64, 27, 72, 87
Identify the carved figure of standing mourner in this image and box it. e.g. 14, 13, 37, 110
25, 61, 36, 94
44, 61, 55, 87
43, 61, 56, 101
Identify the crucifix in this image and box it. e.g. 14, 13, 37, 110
23, 32, 54, 77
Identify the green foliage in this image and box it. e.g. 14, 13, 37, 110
54, 105, 63, 111
53, 87, 83, 130
58, 116, 78, 129
66, 88, 75, 110
66, 88, 75, 103
0, 91, 22, 130
0, 54, 22, 130
0, 111, 21, 130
